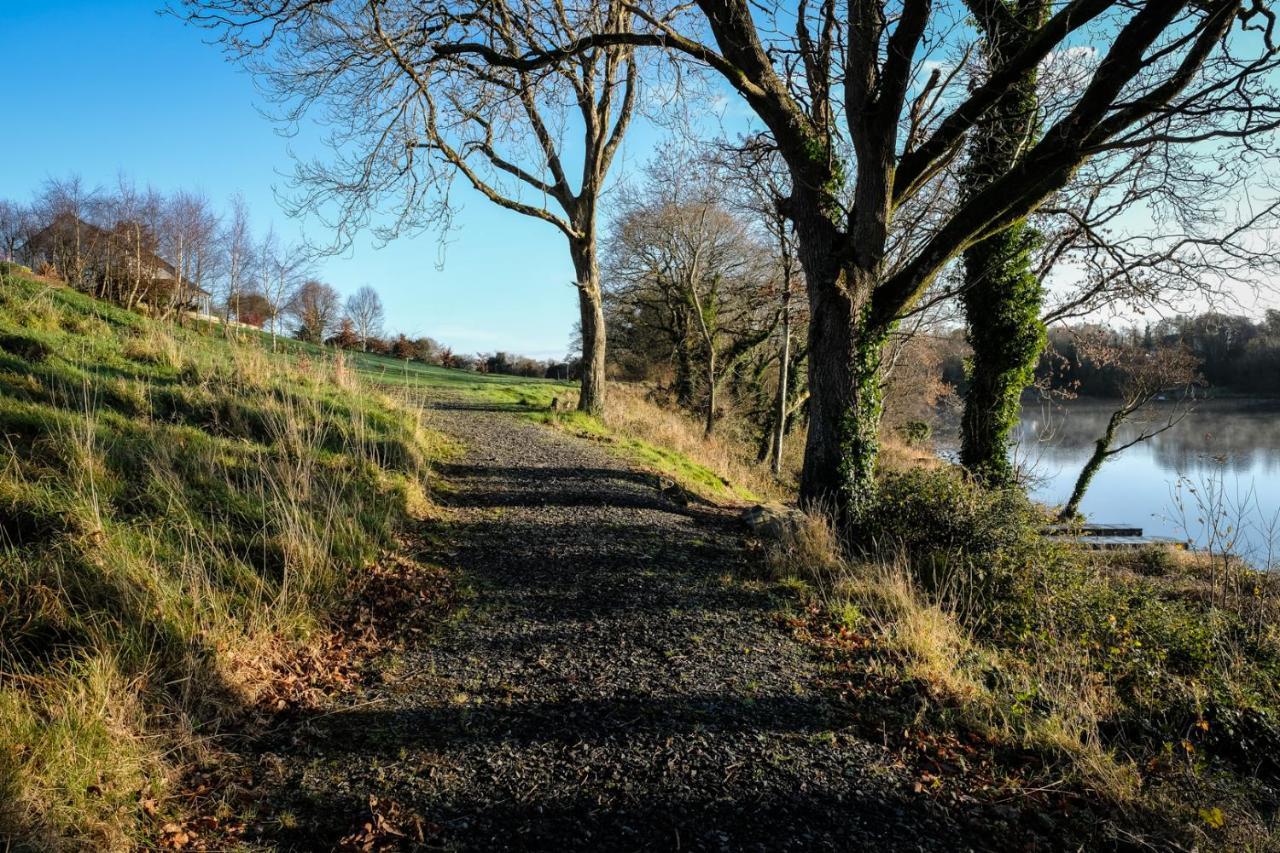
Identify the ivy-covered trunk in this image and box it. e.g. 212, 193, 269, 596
1060, 411, 1121, 520
960, 222, 1045, 484
959, 0, 1049, 487
799, 254, 888, 522
571, 238, 607, 417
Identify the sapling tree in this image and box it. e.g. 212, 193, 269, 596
1058, 336, 1202, 521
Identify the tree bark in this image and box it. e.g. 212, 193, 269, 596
798, 241, 888, 522
959, 222, 1045, 484
772, 283, 791, 477
571, 237, 607, 416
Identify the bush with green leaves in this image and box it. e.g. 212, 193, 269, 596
859, 466, 1065, 631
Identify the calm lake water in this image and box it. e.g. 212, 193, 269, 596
1009, 399, 1280, 567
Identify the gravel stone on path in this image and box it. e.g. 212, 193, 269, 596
254, 402, 982, 851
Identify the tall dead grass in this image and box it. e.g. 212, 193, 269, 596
601, 383, 791, 501
766, 509, 1140, 805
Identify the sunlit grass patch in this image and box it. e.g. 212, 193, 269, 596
0, 271, 445, 847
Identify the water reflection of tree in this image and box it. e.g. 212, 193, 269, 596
1029, 403, 1280, 473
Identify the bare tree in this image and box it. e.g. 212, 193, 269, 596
345, 285, 385, 351
108, 177, 166, 311
220, 193, 255, 332
182, 0, 648, 417
711, 137, 806, 476
1059, 337, 1202, 520
259, 229, 309, 350
0, 201, 34, 263
31, 174, 103, 289
607, 157, 779, 436
288, 279, 343, 343
162, 190, 220, 317
421, 0, 1280, 524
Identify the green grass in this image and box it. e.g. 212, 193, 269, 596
0, 274, 442, 848
261, 335, 756, 503
242, 331, 572, 394
531, 409, 755, 501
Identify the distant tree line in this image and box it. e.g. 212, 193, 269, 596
929, 310, 1280, 401
1039, 312, 1280, 399
1, 176, 564, 376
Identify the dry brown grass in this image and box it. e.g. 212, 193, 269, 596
765, 508, 1143, 806
601, 383, 791, 502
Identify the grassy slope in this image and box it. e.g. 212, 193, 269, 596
0, 274, 766, 846
0, 274, 442, 849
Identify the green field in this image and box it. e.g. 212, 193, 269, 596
236, 327, 753, 502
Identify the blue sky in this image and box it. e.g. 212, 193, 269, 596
0, 0, 706, 359
4, 3, 1272, 353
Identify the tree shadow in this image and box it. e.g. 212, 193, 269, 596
242, 691, 968, 851
255, 782, 963, 851
435, 462, 733, 525
429, 401, 547, 413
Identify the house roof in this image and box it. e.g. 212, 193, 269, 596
23, 214, 211, 297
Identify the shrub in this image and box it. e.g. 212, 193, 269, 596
896, 419, 932, 446
864, 466, 1040, 558
1111, 545, 1181, 577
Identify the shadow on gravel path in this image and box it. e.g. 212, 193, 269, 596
249, 403, 972, 851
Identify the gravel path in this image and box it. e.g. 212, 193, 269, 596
254, 404, 973, 851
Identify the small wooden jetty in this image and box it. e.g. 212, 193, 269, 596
1043, 523, 1187, 550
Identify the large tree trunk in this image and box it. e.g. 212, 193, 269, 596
798, 252, 887, 521
959, 222, 1045, 484
571, 238, 607, 417
959, 0, 1050, 487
